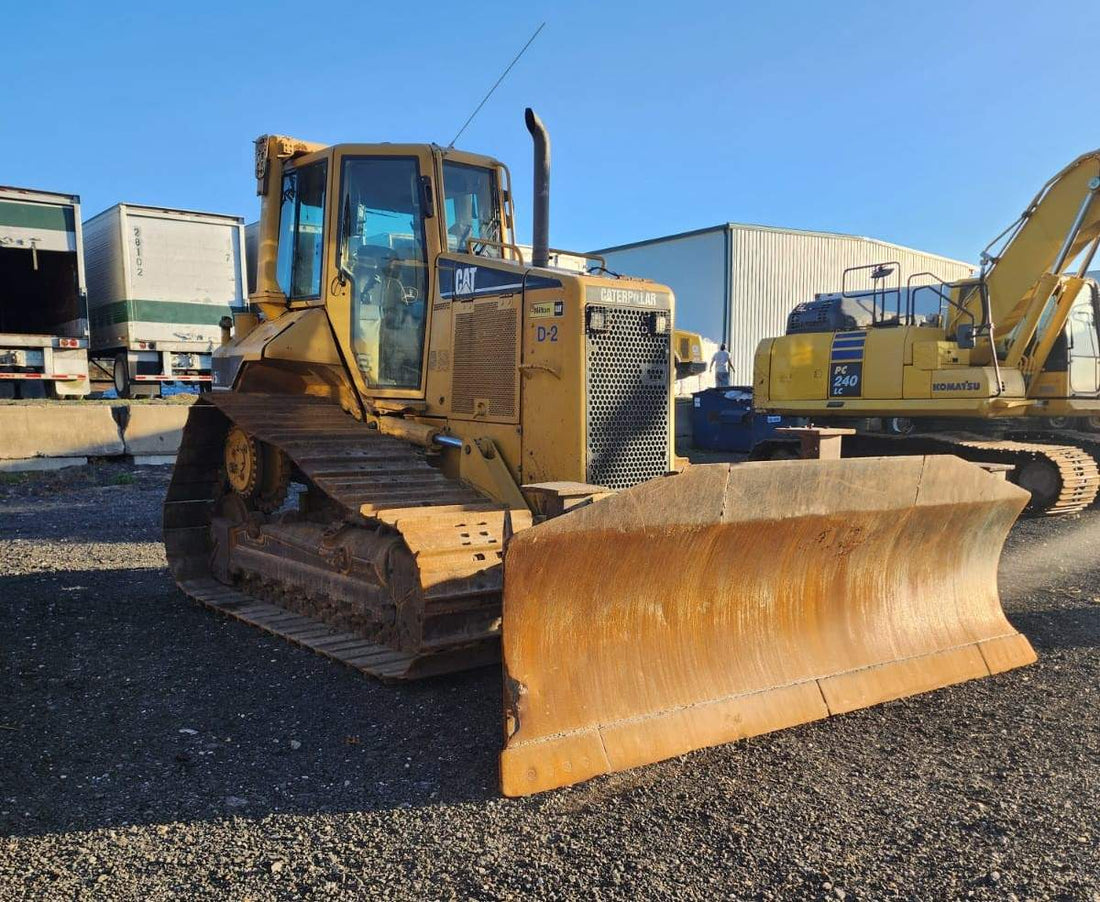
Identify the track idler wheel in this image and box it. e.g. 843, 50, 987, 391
1013, 457, 1062, 514
224, 425, 290, 513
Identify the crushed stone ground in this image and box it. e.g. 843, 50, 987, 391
0, 463, 1097, 900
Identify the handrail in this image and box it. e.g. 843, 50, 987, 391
906, 271, 975, 330
464, 237, 525, 263
498, 162, 517, 247
459, 238, 608, 272
842, 261, 901, 324
544, 247, 607, 271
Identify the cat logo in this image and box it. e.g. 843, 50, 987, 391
455, 266, 477, 295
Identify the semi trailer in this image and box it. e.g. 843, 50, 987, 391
83, 204, 247, 397
0, 186, 90, 398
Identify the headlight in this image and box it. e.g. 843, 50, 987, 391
587, 306, 608, 333
645, 312, 668, 334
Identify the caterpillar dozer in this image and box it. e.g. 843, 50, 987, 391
755, 150, 1100, 515
164, 110, 1036, 796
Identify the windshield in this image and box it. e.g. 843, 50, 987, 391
443, 162, 501, 255
341, 156, 429, 390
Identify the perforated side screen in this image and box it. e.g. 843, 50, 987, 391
586, 307, 670, 490
451, 301, 518, 418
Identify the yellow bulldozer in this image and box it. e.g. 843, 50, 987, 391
164, 109, 1035, 796
755, 150, 1100, 515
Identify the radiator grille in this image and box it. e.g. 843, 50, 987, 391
586, 307, 670, 490
452, 301, 518, 418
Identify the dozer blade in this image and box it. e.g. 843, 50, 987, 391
500, 455, 1035, 796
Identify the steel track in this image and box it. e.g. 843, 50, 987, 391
844, 432, 1100, 516
163, 392, 528, 679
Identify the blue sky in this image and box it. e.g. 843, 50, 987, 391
3, 0, 1093, 263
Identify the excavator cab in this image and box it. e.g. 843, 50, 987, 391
168, 111, 1036, 798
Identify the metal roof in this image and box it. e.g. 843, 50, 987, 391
591, 221, 973, 269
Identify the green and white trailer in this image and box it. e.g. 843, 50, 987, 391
83, 204, 247, 397
0, 186, 91, 397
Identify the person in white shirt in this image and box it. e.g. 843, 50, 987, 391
710, 343, 733, 387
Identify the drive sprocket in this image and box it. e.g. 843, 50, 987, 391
224, 425, 290, 513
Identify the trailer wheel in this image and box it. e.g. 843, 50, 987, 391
113, 353, 157, 399
113, 353, 133, 398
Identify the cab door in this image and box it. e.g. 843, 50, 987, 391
326, 146, 441, 401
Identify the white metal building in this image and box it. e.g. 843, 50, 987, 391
593, 223, 975, 382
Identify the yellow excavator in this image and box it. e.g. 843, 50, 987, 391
755, 149, 1100, 515
164, 109, 1035, 796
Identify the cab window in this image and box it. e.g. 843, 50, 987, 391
275, 161, 327, 298
340, 156, 430, 390
443, 162, 501, 255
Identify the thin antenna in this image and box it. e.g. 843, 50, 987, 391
447, 22, 546, 149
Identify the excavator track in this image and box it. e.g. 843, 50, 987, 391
163, 392, 530, 679
844, 433, 1100, 516
1005, 428, 1100, 508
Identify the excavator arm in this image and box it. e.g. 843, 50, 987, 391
955, 151, 1100, 380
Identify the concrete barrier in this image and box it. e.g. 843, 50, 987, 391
122, 405, 189, 457
0, 405, 124, 460
0, 400, 193, 468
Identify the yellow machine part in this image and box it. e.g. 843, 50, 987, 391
500, 455, 1034, 796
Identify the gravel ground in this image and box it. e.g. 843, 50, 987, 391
0, 462, 1097, 900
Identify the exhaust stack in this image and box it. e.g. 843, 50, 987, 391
525, 108, 550, 268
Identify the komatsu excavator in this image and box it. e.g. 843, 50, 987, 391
164, 110, 1035, 796
755, 149, 1100, 515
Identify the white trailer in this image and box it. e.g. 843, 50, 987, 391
0, 186, 90, 397
83, 204, 247, 397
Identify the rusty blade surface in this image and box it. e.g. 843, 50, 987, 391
500, 455, 1035, 796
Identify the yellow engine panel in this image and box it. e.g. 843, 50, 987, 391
912, 341, 972, 370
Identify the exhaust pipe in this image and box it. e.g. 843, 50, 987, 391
525, 108, 550, 268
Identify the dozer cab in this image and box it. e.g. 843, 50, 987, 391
164, 110, 1036, 796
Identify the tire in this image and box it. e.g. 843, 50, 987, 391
1044, 416, 1071, 430
113, 353, 158, 399
884, 417, 914, 435
113, 353, 133, 399
1085, 416, 1100, 433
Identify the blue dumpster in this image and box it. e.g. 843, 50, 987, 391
691, 387, 799, 452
